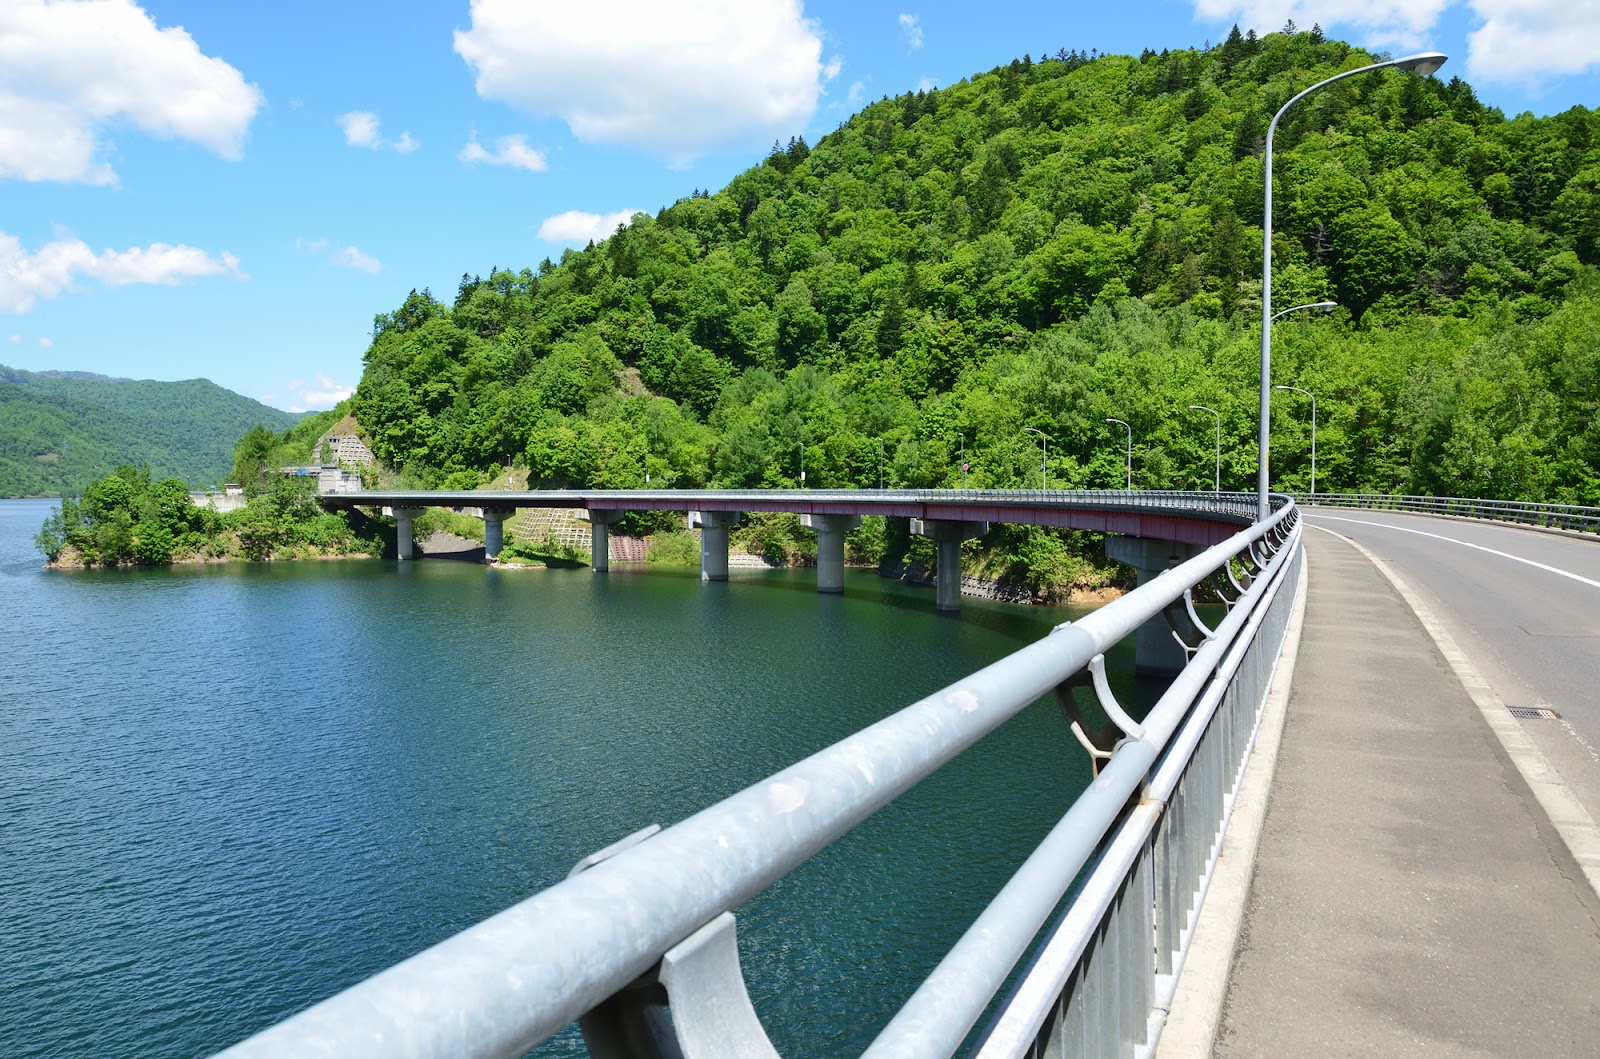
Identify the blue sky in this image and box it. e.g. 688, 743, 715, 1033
3, 0, 1597, 413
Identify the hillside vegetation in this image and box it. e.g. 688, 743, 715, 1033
0, 366, 304, 497
293, 29, 1600, 591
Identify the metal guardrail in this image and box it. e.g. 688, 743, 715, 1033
330, 486, 1262, 521
215, 496, 1304, 1059
1298, 492, 1600, 534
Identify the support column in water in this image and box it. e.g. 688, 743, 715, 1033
481, 508, 514, 563
392, 506, 426, 561
801, 513, 861, 593
1104, 536, 1200, 674
582, 508, 625, 572
910, 518, 988, 612
690, 510, 741, 581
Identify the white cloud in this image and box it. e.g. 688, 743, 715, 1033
459, 133, 548, 171
0, 232, 245, 313
1466, 0, 1600, 79
847, 81, 867, 105
285, 374, 354, 413
337, 110, 418, 152
333, 246, 382, 274
537, 209, 644, 246
1190, 0, 1454, 49
0, 0, 261, 184
899, 13, 924, 50
297, 237, 382, 275
6, 333, 18, 344
917, 76, 938, 92
824, 56, 844, 80
38, 337, 53, 348
453, 0, 825, 160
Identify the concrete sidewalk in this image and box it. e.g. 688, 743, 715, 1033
1212, 529, 1600, 1057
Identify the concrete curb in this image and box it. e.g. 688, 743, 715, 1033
1154, 546, 1311, 1058
1320, 525, 1600, 901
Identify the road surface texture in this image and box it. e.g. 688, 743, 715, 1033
1213, 523, 1600, 1057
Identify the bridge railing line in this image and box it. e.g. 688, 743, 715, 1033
1298, 492, 1600, 533
863, 515, 1302, 1058
215, 499, 1302, 1059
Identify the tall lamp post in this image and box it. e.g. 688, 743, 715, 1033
876, 438, 884, 490
1257, 51, 1446, 521
1106, 418, 1131, 490
1275, 385, 1318, 498
1023, 427, 1048, 490
798, 443, 805, 488
1188, 404, 1222, 492
959, 435, 968, 490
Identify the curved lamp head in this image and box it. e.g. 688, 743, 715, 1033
1393, 52, 1448, 77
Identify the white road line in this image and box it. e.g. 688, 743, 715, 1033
1307, 513, 1600, 591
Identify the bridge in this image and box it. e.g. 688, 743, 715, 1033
217, 489, 1600, 1058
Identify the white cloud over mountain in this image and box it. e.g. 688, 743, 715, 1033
0, 0, 261, 184
537, 209, 645, 247
0, 232, 245, 313
453, 0, 828, 160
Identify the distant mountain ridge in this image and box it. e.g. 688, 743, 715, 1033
0, 364, 303, 497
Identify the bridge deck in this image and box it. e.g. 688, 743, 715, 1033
1201, 529, 1600, 1056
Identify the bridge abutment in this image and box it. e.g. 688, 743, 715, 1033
911, 518, 988, 611
690, 511, 741, 581
801, 513, 861, 593
582, 509, 625, 572
1105, 536, 1200, 674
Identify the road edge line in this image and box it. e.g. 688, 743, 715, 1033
1318, 525, 1600, 901
1154, 546, 1310, 1058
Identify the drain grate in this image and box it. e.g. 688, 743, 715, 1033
1508, 706, 1561, 720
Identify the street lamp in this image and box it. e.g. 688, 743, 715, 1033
876, 438, 884, 490
798, 443, 805, 488
1275, 385, 1318, 498
1022, 427, 1048, 490
959, 434, 968, 490
1106, 418, 1131, 490
1188, 404, 1221, 492
1257, 51, 1446, 520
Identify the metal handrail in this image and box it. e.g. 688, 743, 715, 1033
216, 498, 1304, 1059
1297, 492, 1600, 534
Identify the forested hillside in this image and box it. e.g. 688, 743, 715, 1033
0, 366, 302, 496
351, 28, 1600, 509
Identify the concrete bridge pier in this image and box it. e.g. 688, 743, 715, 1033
392, 507, 426, 561
801, 513, 861, 593
582, 509, 625, 572
481, 508, 514, 562
1105, 536, 1199, 674
911, 518, 988, 611
690, 511, 741, 581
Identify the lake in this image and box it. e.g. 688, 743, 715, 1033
0, 498, 1149, 1058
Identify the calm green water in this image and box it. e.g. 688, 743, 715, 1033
0, 498, 1149, 1058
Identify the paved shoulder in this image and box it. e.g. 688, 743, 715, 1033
1216, 530, 1600, 1058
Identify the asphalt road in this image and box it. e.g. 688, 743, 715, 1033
1302, 507, 1600, 838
